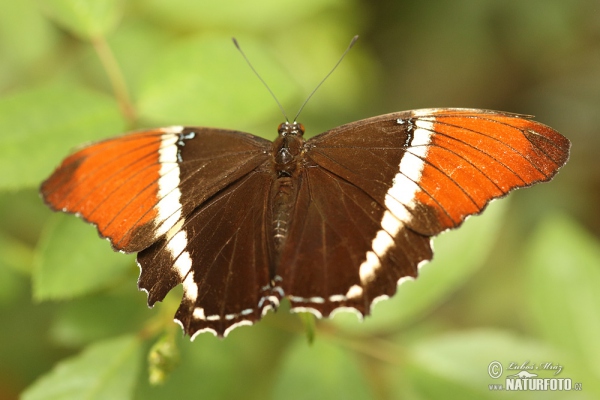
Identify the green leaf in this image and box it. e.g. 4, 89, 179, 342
526, 214, 600, 380
42, 0, 123, 40
0, 1, 58, 71
49, 292, 149, 347
272, 338, 372, 400
136, 34, 296, 130
0, 82, 124, 190
402, 329, 570, 400
333, 200, 507, 332
21, 335, 142, 400
141, 0, 342, 31
0, 230, 33, 304
0, 230, 34, 275
0, 255, 25, 305
0, 190, 52, 244
34, 214, 134, 301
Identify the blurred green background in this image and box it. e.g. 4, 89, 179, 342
0, 0, 598, 399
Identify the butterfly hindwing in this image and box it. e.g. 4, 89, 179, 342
137, 170, 277, 338
277, 164, 432, 318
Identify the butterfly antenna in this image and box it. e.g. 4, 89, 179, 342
293, 35, 359, 122
233, 38, 290, 123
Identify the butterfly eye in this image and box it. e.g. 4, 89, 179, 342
277, 123, 288, 134
295, 123, 305, 135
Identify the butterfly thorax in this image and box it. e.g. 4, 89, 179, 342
272, 122, 305, 178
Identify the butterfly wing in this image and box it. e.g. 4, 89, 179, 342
41, 127, 277, 338
41, 127, 271, 253
278, 108, 570, 317
137, 169, 278, 338
276, 164, 432, 316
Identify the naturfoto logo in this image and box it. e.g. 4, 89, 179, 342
487, 360, 581, 392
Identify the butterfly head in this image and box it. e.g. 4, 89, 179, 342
277, 122, 305, 137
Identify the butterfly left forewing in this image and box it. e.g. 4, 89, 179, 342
41, 127, 271, 253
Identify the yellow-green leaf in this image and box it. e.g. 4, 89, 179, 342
34, 214, 134, 301
42, 0, 123, 40
22, 335, 142, 400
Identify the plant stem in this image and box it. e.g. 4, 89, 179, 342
91, 35, 136, 125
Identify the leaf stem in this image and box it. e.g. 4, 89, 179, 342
91, 35, 136, 125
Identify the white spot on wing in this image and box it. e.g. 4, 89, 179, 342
329, 306, 364, 320
167, 230, 196, 303
346, 284, 363, 299
371, 230, 395, 258
190, 327, 218, 340
412, 120, 435, 147
384, 192, 413, 222
371, 294, 390, 307
173, 318, 184, 331
157, 133, 184, 236
289, 307, 323, 319
359, 251, 380, 284
157, 132, 197, 304
355, 116, 434, 296
329, 294, 346, 302
163, 126, 184, 134
289, 295, 325, 304
380, 211, 402, 236
410, 109, 438, 117
261, 304, 274, 316
400, 119, 432, 182
193, 307, 206, 320
397, 276, 415, 286
169, 230, 188, 274
398, 153, 425, 181
181, 269, 197, 303
224, 320, 253, 337
258, 295, 280, 309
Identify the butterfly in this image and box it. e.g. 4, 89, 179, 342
40, 107, 570, 338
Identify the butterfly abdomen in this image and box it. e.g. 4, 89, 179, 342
271, 177, 297, 252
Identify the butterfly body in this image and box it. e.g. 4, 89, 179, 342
270, 122, 306, 257
41, 108, 570, 338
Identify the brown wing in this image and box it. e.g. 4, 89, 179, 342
278, 108, 569, 318
137, 170, 277, 338
276, 165, 432, 317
